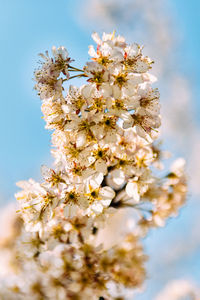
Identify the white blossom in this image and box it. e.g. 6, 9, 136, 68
0, 31, 187, 300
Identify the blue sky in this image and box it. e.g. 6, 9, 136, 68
171, 1, 200, 124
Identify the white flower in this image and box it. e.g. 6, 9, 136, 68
4, 30, 187, 300
126, 169, 154, 202
62, 186, 89, 219
107, 169, 126, 190
171, 158, 185, 177
87, 185, 115, 215
52, 46, 69, 61
124, 43, 141, 59
126, 181, 140, 202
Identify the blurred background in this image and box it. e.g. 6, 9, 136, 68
0, 0, 200, 298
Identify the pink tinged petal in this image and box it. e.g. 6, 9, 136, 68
126, 182, 140, 202
92, 32, 102, 45
88, 45, 98, 58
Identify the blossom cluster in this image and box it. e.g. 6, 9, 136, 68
0, 32, 187, 299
